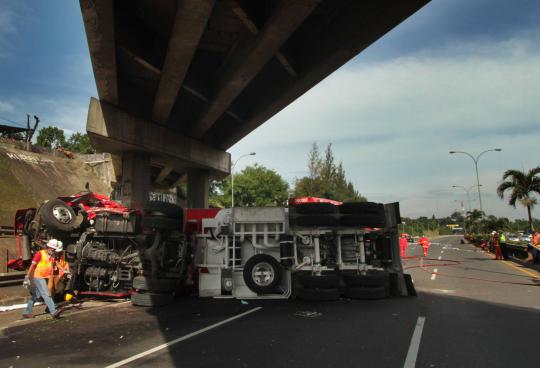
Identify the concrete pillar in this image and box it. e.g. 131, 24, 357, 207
119, 152, 150, 209
187, 168, 210, 208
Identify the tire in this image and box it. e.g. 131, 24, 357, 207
243, 254, 282, 294
404, 274, 417, 297
132, 276, 176, 293
294, 215, 337, 227
345, 286, 387, 300
296, 287, 340, 301
343, 272, 389, 288
339, 202, 384, 215
298, 274, 340, 289
339, 214, 385, 228
144, 201, 183, 220
142, 216, 180, 230
294, 202, 337, 215
131, 291, 174, 307
39, 199, 78, 233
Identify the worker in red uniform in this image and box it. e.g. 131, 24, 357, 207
418, 235, 430, 257
399, 233, 408, 257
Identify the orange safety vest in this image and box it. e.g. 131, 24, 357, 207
34, 250, 54, 279
55, 256, 70, 278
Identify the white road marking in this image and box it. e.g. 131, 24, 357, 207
430, 269, 438, 280
104, 307, 263, 368
440, 250, 444, 254
437, 256, 442, 260
403, 316, 426, 368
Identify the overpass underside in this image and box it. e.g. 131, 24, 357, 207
81, 0, 430, 208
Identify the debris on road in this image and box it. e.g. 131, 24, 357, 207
293, 311, 322, 318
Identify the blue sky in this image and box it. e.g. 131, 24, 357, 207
1, 0, 539, 219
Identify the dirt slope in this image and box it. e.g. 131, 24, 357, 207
0, 144, 111, 225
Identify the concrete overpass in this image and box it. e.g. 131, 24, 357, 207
81, 0, 430, 208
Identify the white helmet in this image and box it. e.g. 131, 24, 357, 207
46, 239, 63, 252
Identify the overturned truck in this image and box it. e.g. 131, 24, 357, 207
13, 191, 188, 307
13, 193, 414, 306
194, 198, 414, 300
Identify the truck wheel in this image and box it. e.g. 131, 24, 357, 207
132, 276, 176, 293
144, 201, 183, 220
243, 254, 282, 294
131, 291, 174, 307
142, 216, 180, 230
339, 202, 384, 215
39, 199, 78, 233
296, 287, 340, 301
298, 274, 340, 288
343, 272, 389, 288
344, 286, 387, 300
294, 202, 337, 215
294, 215, 337, 227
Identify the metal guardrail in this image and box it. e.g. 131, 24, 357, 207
0, 226, 14, 235
0, 271, 25, 287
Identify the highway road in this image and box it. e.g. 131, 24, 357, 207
1, 235, 540, 368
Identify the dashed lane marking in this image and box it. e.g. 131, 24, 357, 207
403, 316, 426, 368
437, 256, 442, 260
430, 269, 438, 280
104, 307, 263, 368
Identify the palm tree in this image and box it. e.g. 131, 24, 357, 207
465, 209, 484, 233
496, 167, 540, 231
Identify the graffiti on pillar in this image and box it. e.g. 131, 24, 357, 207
149, 192, 177, 204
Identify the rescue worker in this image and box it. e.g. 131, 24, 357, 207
499, 231, 508, 260
418, 235, 430, 257
492, 231, 503, 260
22, 239, 62, 319
399, 233, 408, 257
527, 231, 540, 263
49, 242, 71, 299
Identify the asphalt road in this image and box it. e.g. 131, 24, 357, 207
1, 235, 540, 368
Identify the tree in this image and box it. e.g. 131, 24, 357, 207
210, 164, 289, 208
496, 167, 540, 231
465, 209, 484, 233
294, 142, 366, 202
36, 126, 66, 149
66, 132, 94, 153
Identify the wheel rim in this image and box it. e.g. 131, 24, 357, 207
52, 205, 73, 224
251, 262, 275, 287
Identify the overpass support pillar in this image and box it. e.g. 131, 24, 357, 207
187, 168, 210, 208
119, 152, 151, 209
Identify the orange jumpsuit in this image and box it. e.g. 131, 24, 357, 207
399, 237, 408, 257
419, 237, 430, 257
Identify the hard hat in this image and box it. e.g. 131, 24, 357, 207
46, 239, 63, 252
54, 240, 63, 252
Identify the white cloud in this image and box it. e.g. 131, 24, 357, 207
231, 34, 540, 219
0, 100, 14, 112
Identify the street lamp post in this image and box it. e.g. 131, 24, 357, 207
231, 152, 256, 208
452, 184, 481, 211
449, 149, 502, 214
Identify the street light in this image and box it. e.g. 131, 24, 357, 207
231, 152, 256, 208
449, 148, 502, 214
452, 184, 482, 211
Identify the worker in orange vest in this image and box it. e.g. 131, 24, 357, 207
22, 239, 62, 319
48, 242, 71, 298
418, 235, 430, 257
399, 233, 408, 257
